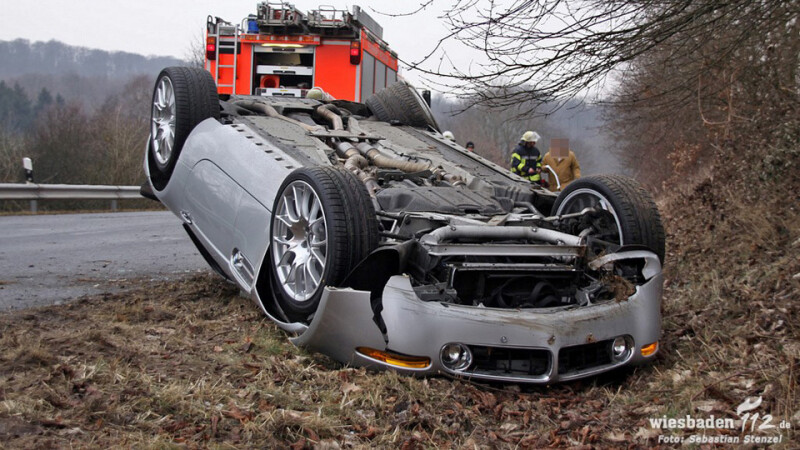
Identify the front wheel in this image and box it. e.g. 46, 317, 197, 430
269, 166, 379, 322
552, 175, 665, 262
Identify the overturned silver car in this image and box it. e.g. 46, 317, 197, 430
145, 67, 665, 383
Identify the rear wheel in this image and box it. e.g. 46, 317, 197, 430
365, 81, 440, 131
553, 175, 665, 262
270, 166, 379, 322
149, 66, 219, 180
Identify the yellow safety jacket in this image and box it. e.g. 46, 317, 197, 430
510, 143, 542, 182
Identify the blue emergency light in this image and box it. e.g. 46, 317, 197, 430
247, 15, 259, 33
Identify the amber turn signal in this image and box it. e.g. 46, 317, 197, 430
356, 347, 430, 369
641, 342, 659, 357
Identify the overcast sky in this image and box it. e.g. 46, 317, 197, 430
0, 0, 470, 87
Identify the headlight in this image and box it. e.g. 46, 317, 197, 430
611, 336, 632, 362
440, 343, 472, 371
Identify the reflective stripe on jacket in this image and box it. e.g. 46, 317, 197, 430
509, 143, 542, 182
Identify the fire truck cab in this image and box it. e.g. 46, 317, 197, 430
205, 2, 399, 102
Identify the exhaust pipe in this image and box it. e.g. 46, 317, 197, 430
233, 100, 324, 133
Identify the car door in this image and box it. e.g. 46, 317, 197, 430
183, 160, 243, 271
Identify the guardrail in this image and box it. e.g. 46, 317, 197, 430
0, 183, 142, 213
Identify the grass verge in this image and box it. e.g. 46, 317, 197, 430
0, 183, 797, 448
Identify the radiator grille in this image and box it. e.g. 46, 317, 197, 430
468, 346, 551, 377
558, 340, 612, 374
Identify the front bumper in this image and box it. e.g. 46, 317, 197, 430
293, 254, 662, 384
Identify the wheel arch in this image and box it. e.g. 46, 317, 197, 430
266, 166, 380, 323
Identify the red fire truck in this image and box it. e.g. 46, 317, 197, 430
205, 2, 399, 102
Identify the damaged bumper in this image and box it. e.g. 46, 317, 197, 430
293, 251, 662, 384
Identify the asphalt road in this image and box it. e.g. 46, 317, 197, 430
0, 211, 208, 310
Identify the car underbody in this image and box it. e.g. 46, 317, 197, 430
146, 68, 665, 384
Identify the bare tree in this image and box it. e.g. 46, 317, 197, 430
28, 102, 93, 184
393, 0, 798, 188
90, 76, 151, 185
399, 1, 798, 115
433, 95, 528, 162
0, 130, 27, 183
184, 29, 207, 68
600, 0, 800, 189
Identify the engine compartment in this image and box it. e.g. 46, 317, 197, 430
222, 95, 654, 313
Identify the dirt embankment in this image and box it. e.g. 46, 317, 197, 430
1, 172, 798, 448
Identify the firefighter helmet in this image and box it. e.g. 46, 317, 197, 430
521, 131, 540, 142
443, 131, 455, 141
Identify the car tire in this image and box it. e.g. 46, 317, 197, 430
149, 66, 219, 179
269, 166, 379, 322
552, 175, 665, 262
365, 81, 440, 131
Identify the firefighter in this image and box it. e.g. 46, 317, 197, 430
510, 131, 543, 184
